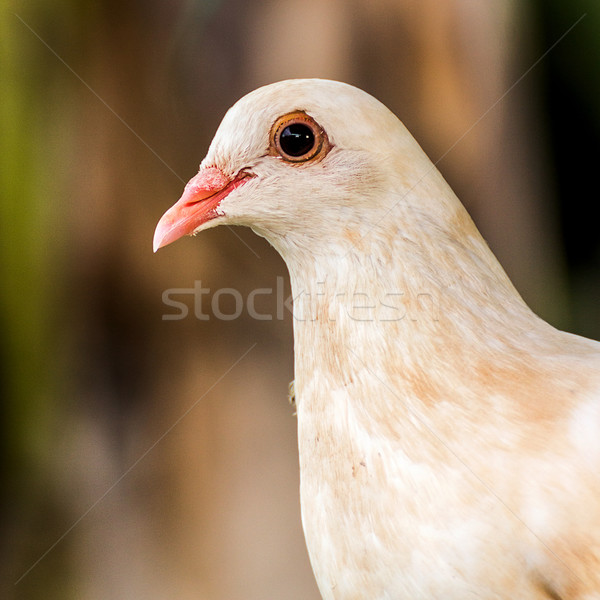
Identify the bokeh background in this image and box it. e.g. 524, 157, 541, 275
1, 0, 599, 598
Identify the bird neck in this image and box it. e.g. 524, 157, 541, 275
283, 203, 537, 405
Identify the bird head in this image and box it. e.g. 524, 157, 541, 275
153, 79, 438, 258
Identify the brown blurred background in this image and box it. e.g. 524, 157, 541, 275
1, 0, 599, 598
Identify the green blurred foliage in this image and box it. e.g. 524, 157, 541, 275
1, 2, 80, 598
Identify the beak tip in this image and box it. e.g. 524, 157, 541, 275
152, 226, 169, 253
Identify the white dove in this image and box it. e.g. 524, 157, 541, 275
154, 79, 600, 599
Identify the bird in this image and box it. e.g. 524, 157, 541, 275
153, 79, 600, 599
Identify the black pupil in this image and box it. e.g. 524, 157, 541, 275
279, 123, 315, 157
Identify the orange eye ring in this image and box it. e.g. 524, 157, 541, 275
269, 111, 331, 163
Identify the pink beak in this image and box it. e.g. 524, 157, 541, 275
153, 167, 250, 252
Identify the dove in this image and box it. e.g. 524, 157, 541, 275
154, 79, 600, 599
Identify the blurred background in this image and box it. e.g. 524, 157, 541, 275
1, 0, 598, 598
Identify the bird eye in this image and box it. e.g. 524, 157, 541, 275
270, 111, 330, 163
280, 123, 315, 157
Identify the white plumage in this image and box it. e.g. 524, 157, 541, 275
154, 79, 600, 599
